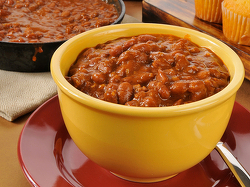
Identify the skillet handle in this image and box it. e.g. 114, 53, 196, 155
215, 142, 250, 187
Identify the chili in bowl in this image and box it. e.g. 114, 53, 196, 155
66, 33, 230, 107
51, 23, 244, 183
0, 0, 125, 72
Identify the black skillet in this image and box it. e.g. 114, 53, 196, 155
0, 0, 125, 72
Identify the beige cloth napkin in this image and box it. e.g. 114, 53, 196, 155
0, 15, 140, 121
0, 71, 57, 121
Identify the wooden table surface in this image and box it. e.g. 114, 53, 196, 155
1, 1, 250, 187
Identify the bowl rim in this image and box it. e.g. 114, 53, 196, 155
51, 23, 245, 117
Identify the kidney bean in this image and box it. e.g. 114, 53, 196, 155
138, 34, 157, 43
36, 0, 45, 6
209, 68, 222, 78
204, 78, 216, 96
98, 60, 115, 74
104, 83, 119, 103
170, 81, 189, 95
171, 75, 180, 82
138, 73, 155, 84
171, 39, 189, 51
189, 46, 200, 53
6, 0, 14, 6
71, 72, 90, 89
185, 65, 198, 74
125, 100, 139, 106
0, 1, 4, 7
117, 50, 148, 65
61, 10, 70, 17
133, 91, 147, 103
151, 52, 174, 69
130, 43, 152, 54
211, 77, 228, 87
188, 80, 207, 101
109, 74, 121, 83
147, 81, 158, 89
104, 90, 117, 103
92, 72, 106, 84
0, 9, 10, 16
123, 37, 138, 51
141, 96, 158, 107
116, 61, 136, 77
157, 83, 170, 99
174, 53, 190, 71
156, 69, 169, 84
0, 31, 5, 37
29, 3, 39, 11
48, 2, 56, 7
117, 82, 133, 105
197, 70, 210, 79
110, 45, 123, 57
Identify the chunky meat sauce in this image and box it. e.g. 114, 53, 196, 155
0, 0, 119, 43
66, 34, 230, 107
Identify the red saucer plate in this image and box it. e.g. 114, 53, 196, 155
18, 95, 250, 187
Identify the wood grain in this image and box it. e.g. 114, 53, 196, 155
142, 0, 250, 80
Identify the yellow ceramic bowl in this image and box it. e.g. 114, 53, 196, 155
51, 23, 244, 183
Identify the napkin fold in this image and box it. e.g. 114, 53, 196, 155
0, 15, 141, 121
